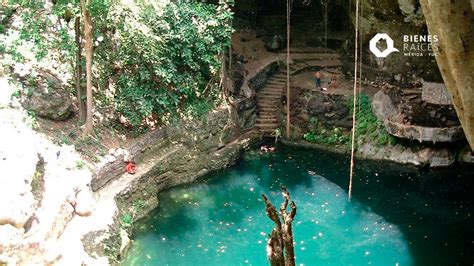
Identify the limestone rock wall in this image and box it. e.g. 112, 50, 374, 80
346, 0, 442, 83
0, 78, 101, 265
112, 106, 254, 214
288, 87, 352, 134
419, 0, 474, 150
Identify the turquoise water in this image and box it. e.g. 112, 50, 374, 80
122, 144, 474, 266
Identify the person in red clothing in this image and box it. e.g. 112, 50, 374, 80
126, 162, 136, 174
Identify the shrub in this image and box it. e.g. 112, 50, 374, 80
347, 94, 397, 146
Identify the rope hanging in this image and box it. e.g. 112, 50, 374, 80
321, 0, 329, 69
348, 0, 360, 201
358, 1, 363, 113
286, 0, 293, 138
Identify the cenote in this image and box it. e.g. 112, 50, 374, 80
122, 144, 473, 266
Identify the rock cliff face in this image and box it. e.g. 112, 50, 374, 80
345, 0, 442, 83
0, 78, 97, 265
289, 87, 352, 131
419, 0, 474, 150
86, 103, 259, 263
347, 0, 474, 150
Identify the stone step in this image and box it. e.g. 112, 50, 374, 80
259, 95, 280, 99
255, 123, 279, 128
258, 90, 283, 95
258, 107, 278, 112
265, 87, 284, 91
258, 102, 279, 106
257, 118, 278, 123
303, 59, 343, 67
281, 47, 335, 53
258, 98, 278, 102
260, 95, 282, 99
258, 103, 276, 108
258, 114, 278, 118
259, 115, 278, 119
281, 53, 341, 60
268, 80, 286, 84
264, 87, 285, 91
260, 92, 281, 96
263, 86, 284, 91
291, 63, 309, 70
258, 100, 279, 104
267, 82, 286, 86
262, 86, 286, 91
260, 91, 283, 96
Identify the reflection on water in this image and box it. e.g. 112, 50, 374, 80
122, 144, 474, 266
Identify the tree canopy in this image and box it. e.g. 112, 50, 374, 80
3, 0, 233, 128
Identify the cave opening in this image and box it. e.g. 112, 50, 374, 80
234, 0, 353, 50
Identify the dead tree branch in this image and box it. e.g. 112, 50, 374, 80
262, 186, 297, 266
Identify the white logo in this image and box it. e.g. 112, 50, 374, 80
369, 33, 399, 58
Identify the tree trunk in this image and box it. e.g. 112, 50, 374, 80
74, 15, 86, 123
262, 186, 297, 266
81, 0, 94, 137
419, 0, 474, 150
220, 48, 241, 138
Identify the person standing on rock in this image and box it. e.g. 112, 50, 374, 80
314, 71, 322, 90
329, 73, 337, 90
272, 128, 282, 143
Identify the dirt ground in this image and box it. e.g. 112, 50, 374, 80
35, 115, 131, 164
232, 29, 380, 98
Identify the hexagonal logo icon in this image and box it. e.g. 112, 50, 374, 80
369, 33, 399, 58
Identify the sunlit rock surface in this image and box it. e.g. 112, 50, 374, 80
0, 77, 111, 265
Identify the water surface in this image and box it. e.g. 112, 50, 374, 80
123, 144, 473, 265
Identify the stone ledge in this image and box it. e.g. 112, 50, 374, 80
385, 119, 464, 143
422, 81, 453, 105
372, 90, 464, 143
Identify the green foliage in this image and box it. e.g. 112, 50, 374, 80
25, 108, 37, 118
104, 1, 232, 126
348, 94, 397, 146
303, 131, 318, 142
4, 1, 233, 130
61, 136, 70, 145
304, 116, 350, 146
132, 199, 145, 213
120, 213, 133, 228
75, 160, 85, 169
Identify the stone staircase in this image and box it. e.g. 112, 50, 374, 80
255, 73, 286, 134
255, 47, 343, 135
